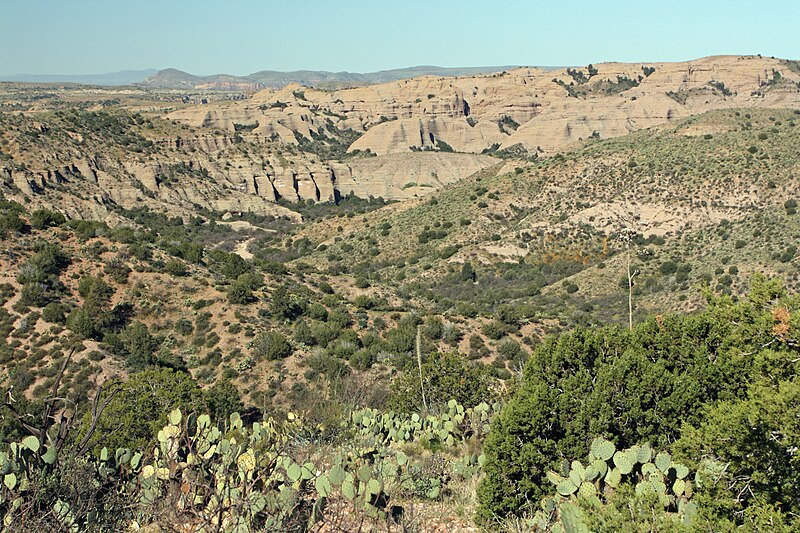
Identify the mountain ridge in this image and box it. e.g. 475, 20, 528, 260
139, 65, 529, 90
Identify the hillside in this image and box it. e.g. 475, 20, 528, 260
2, 55, 800, 531
0, 106, 497, 221
2, 55, 799, 230
3, 106, 797, 414
167, 55, 800, 156
291, 108, 800, 323
2, 205, 798, 530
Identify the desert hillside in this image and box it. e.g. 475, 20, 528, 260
170, 55, 800, 155
2, 55, 799, 226
1, 53, 800, 532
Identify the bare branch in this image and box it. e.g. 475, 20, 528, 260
76, 381, 122, 456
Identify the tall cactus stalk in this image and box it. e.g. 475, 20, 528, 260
416, 325, 427, 412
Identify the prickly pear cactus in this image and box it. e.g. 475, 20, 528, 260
538, 438, 698, 531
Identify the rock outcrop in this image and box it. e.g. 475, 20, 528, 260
3, 55, 799, 225
0, 110, 497, 224
167, 56, 800, 155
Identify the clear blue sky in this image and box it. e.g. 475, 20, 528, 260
1, 0, 798, 75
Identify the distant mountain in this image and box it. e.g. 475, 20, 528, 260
0, 69, 158, 86
139, 65, 525, 90
0, 66, 561, 90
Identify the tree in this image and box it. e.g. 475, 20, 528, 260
30, 209, 66, 230
18, 282, 48, 307
227, 279, 254, 305
204, 380, 244, 422
227, 272, 263, 304
389, 352, 494, 414
460, 262, 476, 282
117, 322, 160, 368
270, 285, 306, 321
78, 368, 201, 452
18, 243, 70, 284
208, 250, 251, 279
0, 211, 26, 237
67, 307, 100, 339
77, 275, 114, 310
42, 302, 68, 324
674, 380, 800, 522
476, 279, 796, 522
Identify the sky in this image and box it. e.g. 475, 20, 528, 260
1, 0, 798, 75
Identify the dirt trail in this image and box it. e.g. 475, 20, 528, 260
234, 238, 255, 260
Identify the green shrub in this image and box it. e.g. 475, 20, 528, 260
659, 260, 678, 275
476, 278, 791, 522
104, 258, 131, 283
41, 302, 68, 324
0, 210, 26, 235
270, 285, 306, 321
251, 331, 292, 361
293, 320, 315, 345
116, 321, 160, 368
496, 339, 526, 366
29, 209, 66, 230
77, 275, 114, 309
227, 279, 255, 305
481, 320, 507, 340
67, 307, 100, 339
18, 282, 48, 307
389, 352, 494, 413
164, 259, 188, 277
78, 367, 201, 452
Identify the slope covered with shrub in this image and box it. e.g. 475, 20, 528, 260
477, 276, 800, 529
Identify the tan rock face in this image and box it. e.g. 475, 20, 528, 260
3, 55, 799, 224
168, 55, 800, 156
345, 152, 498, 199
0, 110, 497, 223
349, 117, 506, 155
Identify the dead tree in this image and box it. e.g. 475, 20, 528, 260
2, 348, 120, 457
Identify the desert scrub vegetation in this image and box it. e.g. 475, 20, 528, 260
1, 99, 800, 529
476, 276, 800, 529
0, 276, 798, 530
0, 347, 500, 531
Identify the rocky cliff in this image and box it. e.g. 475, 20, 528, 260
167, 56, 800, 155
2, 55, 799, 225
0, 110, 496, 223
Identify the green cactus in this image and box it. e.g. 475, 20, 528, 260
673, 478, 686, 496
577, 482, 596, 499
637, 443, 653, 464
612, 450, 635, 475
605, 467, 621, 488
590, 437, 615, 461
655, 451, 672, 473
560, 502, 590, 533
557, 479, 578, 496
674, 463, 689, 480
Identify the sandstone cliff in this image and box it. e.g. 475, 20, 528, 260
166, 56, 800, 155
0, 110, 497, 223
